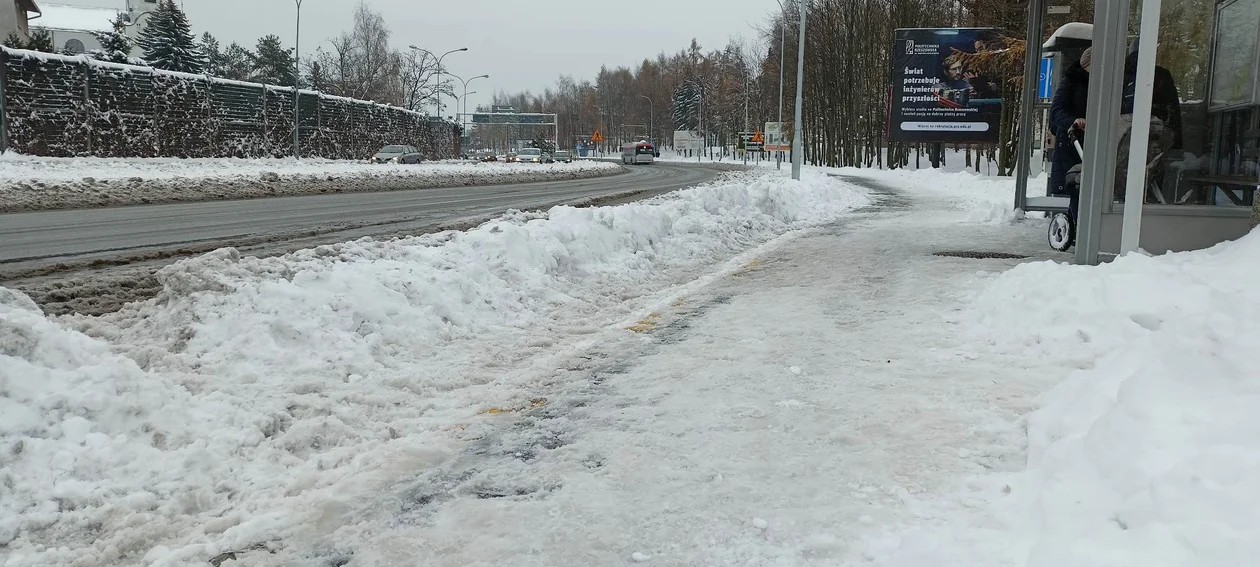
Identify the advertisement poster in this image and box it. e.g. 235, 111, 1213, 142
889, 28, 1003, 143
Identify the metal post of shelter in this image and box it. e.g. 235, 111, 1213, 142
1014, 0, 1045, 210
1075, 0, 1129, 265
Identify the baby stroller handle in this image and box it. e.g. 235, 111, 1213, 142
1067, 127, 1085, 159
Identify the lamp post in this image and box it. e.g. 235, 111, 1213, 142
791, 0, 807, 180
293, 0, 304, 160
639, 94, 654, 146
450, 73, 489, 124
776, 0, 787, 169
435, 47, 468, 118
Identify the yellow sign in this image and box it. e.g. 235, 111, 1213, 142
591, 130, 606, 143
752, 130, 765, 143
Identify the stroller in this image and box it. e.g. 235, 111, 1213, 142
1047, 116, 1175, 252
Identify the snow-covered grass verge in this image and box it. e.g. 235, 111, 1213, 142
863, 230, 1260, 566
0, 169, 870, 566
0, 155, 624, 212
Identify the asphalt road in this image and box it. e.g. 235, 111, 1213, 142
0, 162, 725, 270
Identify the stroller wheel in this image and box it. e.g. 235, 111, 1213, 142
1048, 212, 1075, 252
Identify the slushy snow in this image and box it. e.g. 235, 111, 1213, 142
0, 169, 870, 566
864, 230, 1260, 566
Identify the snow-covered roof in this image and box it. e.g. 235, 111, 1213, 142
1042, 22, 1093, 51
32, 3, 120, 33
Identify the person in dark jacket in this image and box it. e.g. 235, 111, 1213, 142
1048, 48, 1091, 217
1121, 39, 1183, 148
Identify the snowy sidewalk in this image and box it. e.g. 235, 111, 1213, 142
295, 176, 1069, 565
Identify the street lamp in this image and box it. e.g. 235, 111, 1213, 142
775, 0, 787, 169
449, 73, 489, 123
791, 0, 807, 180
293, 0, 304, 160
639, 94, 654, 146
435, 47, 468, 118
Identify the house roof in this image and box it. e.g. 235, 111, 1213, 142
31, 2, 119, 33
17, 0, 41, 15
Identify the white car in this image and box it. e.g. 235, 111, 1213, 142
516, 148, 545, 163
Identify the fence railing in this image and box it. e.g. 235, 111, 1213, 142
0, 47, 458, 160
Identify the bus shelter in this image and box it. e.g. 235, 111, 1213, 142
1014, 0, 1259, 264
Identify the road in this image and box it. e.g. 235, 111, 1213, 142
0, 163, 725, 270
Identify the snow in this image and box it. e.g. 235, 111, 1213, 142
861, 226, 1260, 566
0, 154, 617, 185
31, 3, 119, 33
0, 169, 871, 566
0, 155, 624, 211
4, 161, 1253, 565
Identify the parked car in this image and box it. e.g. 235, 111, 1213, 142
370, 145, 423, 164
553, 150, 573, 163
517, 148, 545, 163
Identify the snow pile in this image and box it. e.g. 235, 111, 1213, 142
0, 169, 869, 566
0, 155, 623, 212
867, 231, 1260, 566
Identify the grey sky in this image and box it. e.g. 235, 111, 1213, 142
56, 0, 777, 112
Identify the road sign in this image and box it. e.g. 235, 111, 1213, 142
1038, 56, 1056, 99
764, 122, 787, 152
673, 130, 701, 151
591, 130, 605, 143
752, 130, 765, 143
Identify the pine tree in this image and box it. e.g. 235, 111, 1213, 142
3, 33, 25, 49
90, 14, 137, 64
24, 28, 55, 53
307, 61, 325, 91
251, 34, 295, 86
137, 0, 206, 73
220, 42, 254, 81
201, 32, 226, 76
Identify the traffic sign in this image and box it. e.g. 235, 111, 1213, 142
591, 130, 605, 143
1038, 56, 1055, 99
752, 130, 765, 143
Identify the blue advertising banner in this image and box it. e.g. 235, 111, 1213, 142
1038, 56, 1056, 99
889, 28, 1003, 143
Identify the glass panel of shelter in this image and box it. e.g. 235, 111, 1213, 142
1113, 0, 1260, 210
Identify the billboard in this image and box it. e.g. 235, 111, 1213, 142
674, 130, 702, 151
889, 28, 1003, 143
764, 122, 787, 152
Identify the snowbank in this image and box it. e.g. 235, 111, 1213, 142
0, 155, 623, 212
0, 169, 870, 566
866, 231, 1260, 566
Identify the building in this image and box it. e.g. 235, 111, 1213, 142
29, 0, 155, 55
2, 0, 42, 43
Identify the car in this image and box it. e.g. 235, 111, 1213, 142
370, 145, 423, 164
516, 148, 545, 163
505, 152, 518, 163
480, 152, 498, 162
553, 150, 573, 163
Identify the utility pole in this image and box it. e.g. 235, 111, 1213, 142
292, 0, 303, 160
640, 95, 654, 146
791, 0, 807, 180
777, 0, 786, 169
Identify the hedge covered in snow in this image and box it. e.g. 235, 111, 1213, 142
0, 48, 458, 160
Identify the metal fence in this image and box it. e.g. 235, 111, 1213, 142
0, 47, 458, 159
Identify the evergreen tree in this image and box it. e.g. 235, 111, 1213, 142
201, 32, 227, 76
24, 28, 55, 53
90, 14, 137, 64
137, 0, 206, 73
220, 42, 255, 81
307, 61, 325, 91
251, 34, 295, 86
3, 33, 26, 49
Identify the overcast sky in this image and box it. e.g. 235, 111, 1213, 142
58, 0, 777, 112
